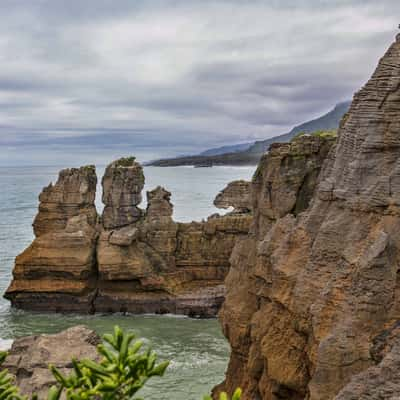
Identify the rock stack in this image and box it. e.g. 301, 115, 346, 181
5, 158, 252, 317
6, 166, 99, 312
33, 166, 97, 236
101, 158, 144, 229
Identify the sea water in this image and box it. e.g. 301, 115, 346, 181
0, 165, 255, 400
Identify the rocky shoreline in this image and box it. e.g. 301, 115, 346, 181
3, 31, 400, 400
5, 158, 252, 317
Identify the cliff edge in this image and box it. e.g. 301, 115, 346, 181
216, 34, 400, 399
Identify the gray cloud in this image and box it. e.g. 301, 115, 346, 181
0, 0, 399, 165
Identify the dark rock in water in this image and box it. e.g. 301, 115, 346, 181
215, 35, 400, 400
2, 326, 99, 398
194, 162, 213, 168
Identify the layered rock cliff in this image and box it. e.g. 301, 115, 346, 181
217, 35, 400, 399
5, 159, 251, 317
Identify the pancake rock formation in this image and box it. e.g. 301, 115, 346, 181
5, 158, 252, 317
215, 35, 400, 399
214, 180, 252, 213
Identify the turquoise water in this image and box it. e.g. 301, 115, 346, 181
0, 165, 254, 399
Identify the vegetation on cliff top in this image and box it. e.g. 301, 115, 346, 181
292, 129, 337, 141
0, 326, 241, 400
114, 157, 137, 167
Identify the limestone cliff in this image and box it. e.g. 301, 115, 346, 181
5, 160, 251, 317
217, 35, 400, 399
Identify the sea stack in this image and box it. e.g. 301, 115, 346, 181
5, 166, 99, 312
101, 157, 145, 229
5, 158, 253, 317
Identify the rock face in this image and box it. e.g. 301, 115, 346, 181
96, 182, 251, 317
217, 36, 400, 399
33, 166, 97, 237
6, 166, 99, 312
2, 326, 99, 398
214, 180, 252, 213
101, 158, 144, 229
5, 158, 251, 317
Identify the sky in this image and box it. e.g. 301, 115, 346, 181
0, 0, 399, 166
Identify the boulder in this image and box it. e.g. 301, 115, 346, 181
214, 180, 252, 213
109, 225, 139, 246
2, 326, 99, 398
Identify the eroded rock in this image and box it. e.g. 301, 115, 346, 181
101, 158, 145, 229
2, 326, 99, 398
6, 161, 252, 317
214, 180, 252, 213
5, 166, 99, 312
216, 35, 400, 399
33, 166, 97, 237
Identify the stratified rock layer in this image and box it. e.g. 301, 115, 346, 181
217, 36, 400, 399
2, 326, 99, 398
214, 180, 252, 213
6, 165, 99, 312
33, 166, 97, 237
5, 158, 251, 317
96, 184, 251, 317
101, 158, 144, 229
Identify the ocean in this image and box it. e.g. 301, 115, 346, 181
0, 164, 255, 399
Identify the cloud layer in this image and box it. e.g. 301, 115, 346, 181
0, 0, 399, 165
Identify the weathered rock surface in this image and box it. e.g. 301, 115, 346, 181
5, 166, 99, 312
214, 180, 252, 213
2, 326, 99, 398
6, 158, 251, 317
33, 166, 97, 237
96, 183, 251, 317
101, 158, 144, 229
217, 35, 400, 399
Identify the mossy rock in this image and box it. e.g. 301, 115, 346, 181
292, 129, 337, 141
114, 157, 137, 167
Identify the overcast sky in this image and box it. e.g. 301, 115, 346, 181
0, 0, 399, 165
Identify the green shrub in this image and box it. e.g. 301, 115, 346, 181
0, 326, 241, 400
292, 129, 337, 141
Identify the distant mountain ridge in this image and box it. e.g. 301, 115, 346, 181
199, 142, 253, 156
149, 101, 351, 167
246, 101, 350, 154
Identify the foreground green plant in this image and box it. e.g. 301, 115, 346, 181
203, 388, 242, 400
0, 326, 241, 400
